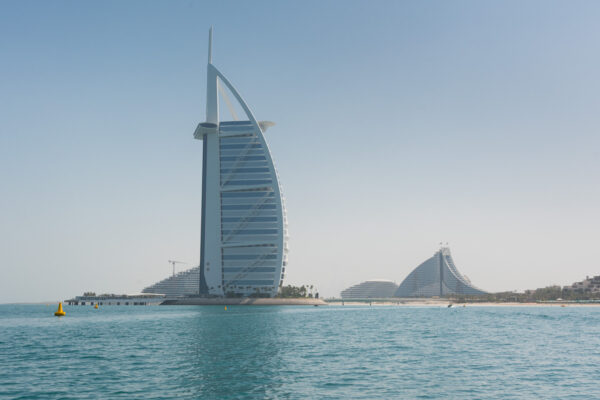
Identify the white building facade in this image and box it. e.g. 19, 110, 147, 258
395, 247, 487, 297
194, 29, 288, 297
142, 266, 200, 297
340, 280, 399, 299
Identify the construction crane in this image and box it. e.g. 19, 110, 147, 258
168, 260, 187, 277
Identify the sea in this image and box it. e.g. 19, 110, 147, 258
1, 304, 599, 399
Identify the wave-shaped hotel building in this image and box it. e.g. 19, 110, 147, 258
341, 247, 487, 299
394, 247, 487, 297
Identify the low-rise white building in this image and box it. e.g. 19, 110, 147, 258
340, 280, 399, 299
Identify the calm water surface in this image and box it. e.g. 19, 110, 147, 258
1, 304, 599, 399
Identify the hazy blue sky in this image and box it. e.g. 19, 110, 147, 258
1, 1, 599, 303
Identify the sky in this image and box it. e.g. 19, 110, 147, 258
1, 1, 599, 303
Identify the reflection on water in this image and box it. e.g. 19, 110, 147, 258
185, 307, 287, 398
1, 305, 600, 399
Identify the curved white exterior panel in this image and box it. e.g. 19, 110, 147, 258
194, 30, 287, 297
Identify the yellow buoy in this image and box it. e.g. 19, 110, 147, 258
94, 304, 98, 309
54, 302, 66, 317
224, 306, 227, 310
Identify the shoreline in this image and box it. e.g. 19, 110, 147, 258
3, 300, 600, 307
161, 297, 327, 306
326, 300, 600, 307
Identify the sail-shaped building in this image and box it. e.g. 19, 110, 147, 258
193, 29, 288, 298
395, 247, 487, 297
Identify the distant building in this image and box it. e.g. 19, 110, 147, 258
142, 267, 200, 297
340, 280, 399, 299
563, 275, 600, 294
395, 247, 487, 297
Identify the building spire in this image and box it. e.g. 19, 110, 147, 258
208, 26, 213, 64
205, 27, 218, 124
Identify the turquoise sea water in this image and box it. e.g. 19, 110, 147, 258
1, 304, 600, 399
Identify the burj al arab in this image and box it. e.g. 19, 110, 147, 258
193, 28, 288, 298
